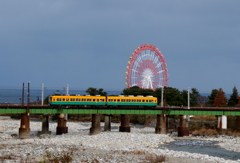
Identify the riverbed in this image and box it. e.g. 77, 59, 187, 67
0, 118, 240, 162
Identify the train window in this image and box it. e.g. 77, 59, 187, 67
82, 99, 86, 101
97, 99, 99, 102
93, 99, 95, 102
117, 99, 120, 102
122, 99, 125, 102
66, 98, 69, 101
146, 100, 149, 102
100, 99, 104, 102
114, 99, 116, 102
57, 98, 61, 101
142, 100, 145, 102
76, 99, 80, 101
62, 98, 65, 101
127, 99, 130, 102
87, 99, 91, 102
137, 100, 141, 102
70, 98, 75, 101
133, 100, 136, 102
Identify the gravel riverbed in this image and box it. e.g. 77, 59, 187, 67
0, 118, 240, 163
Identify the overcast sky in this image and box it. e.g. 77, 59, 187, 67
0, 1, 239, 93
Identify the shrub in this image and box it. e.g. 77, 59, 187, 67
39, 150, 74, 163
189, 122, 201, 132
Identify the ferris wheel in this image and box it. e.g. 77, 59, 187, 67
125, 44, 168, 90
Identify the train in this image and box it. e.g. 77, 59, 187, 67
48, 95, 158, 107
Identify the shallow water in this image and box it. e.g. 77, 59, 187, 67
160, 139, 240, 160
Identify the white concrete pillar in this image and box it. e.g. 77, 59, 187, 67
222, 115, 227, 129
217, 115, 227, 130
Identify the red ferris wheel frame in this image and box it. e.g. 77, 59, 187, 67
125, 44, 168, 90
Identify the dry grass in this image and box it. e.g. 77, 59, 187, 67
223, 130, 240, 137
39, 149, 75, 163
190, 115, 217, 121
121, 150, 146, 155
143, 154, 166, 163
0, 155, 16, 162
121, 150, 165, 163
192, 129, 218, 136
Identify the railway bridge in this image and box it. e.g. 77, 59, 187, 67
1, 104, 240, 139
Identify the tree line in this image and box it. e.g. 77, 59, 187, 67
85, 86, 240, 107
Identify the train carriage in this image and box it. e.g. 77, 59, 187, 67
49, 95, 106, 106
107, 95, 158, 106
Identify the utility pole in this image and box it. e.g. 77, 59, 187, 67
188, 87, 190, 109
22, 83, 24, 106
66, 84, 69, 95
161, 86, 164, 107
65, 84, 69, 120
41, 83, 45, 105
27, 82, 30, 114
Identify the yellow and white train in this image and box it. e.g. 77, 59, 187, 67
49, 95, 158, 107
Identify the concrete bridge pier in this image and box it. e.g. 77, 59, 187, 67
38, 114, 51, 136
217, 115, 227, 132
104, 114, 112, 131
119, 114, 131, 132
178, 115, 189, 137
90, 114, 101, 135
19, 113, 30, 139
56, 114, 68, 135
155, 114, 167, 134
